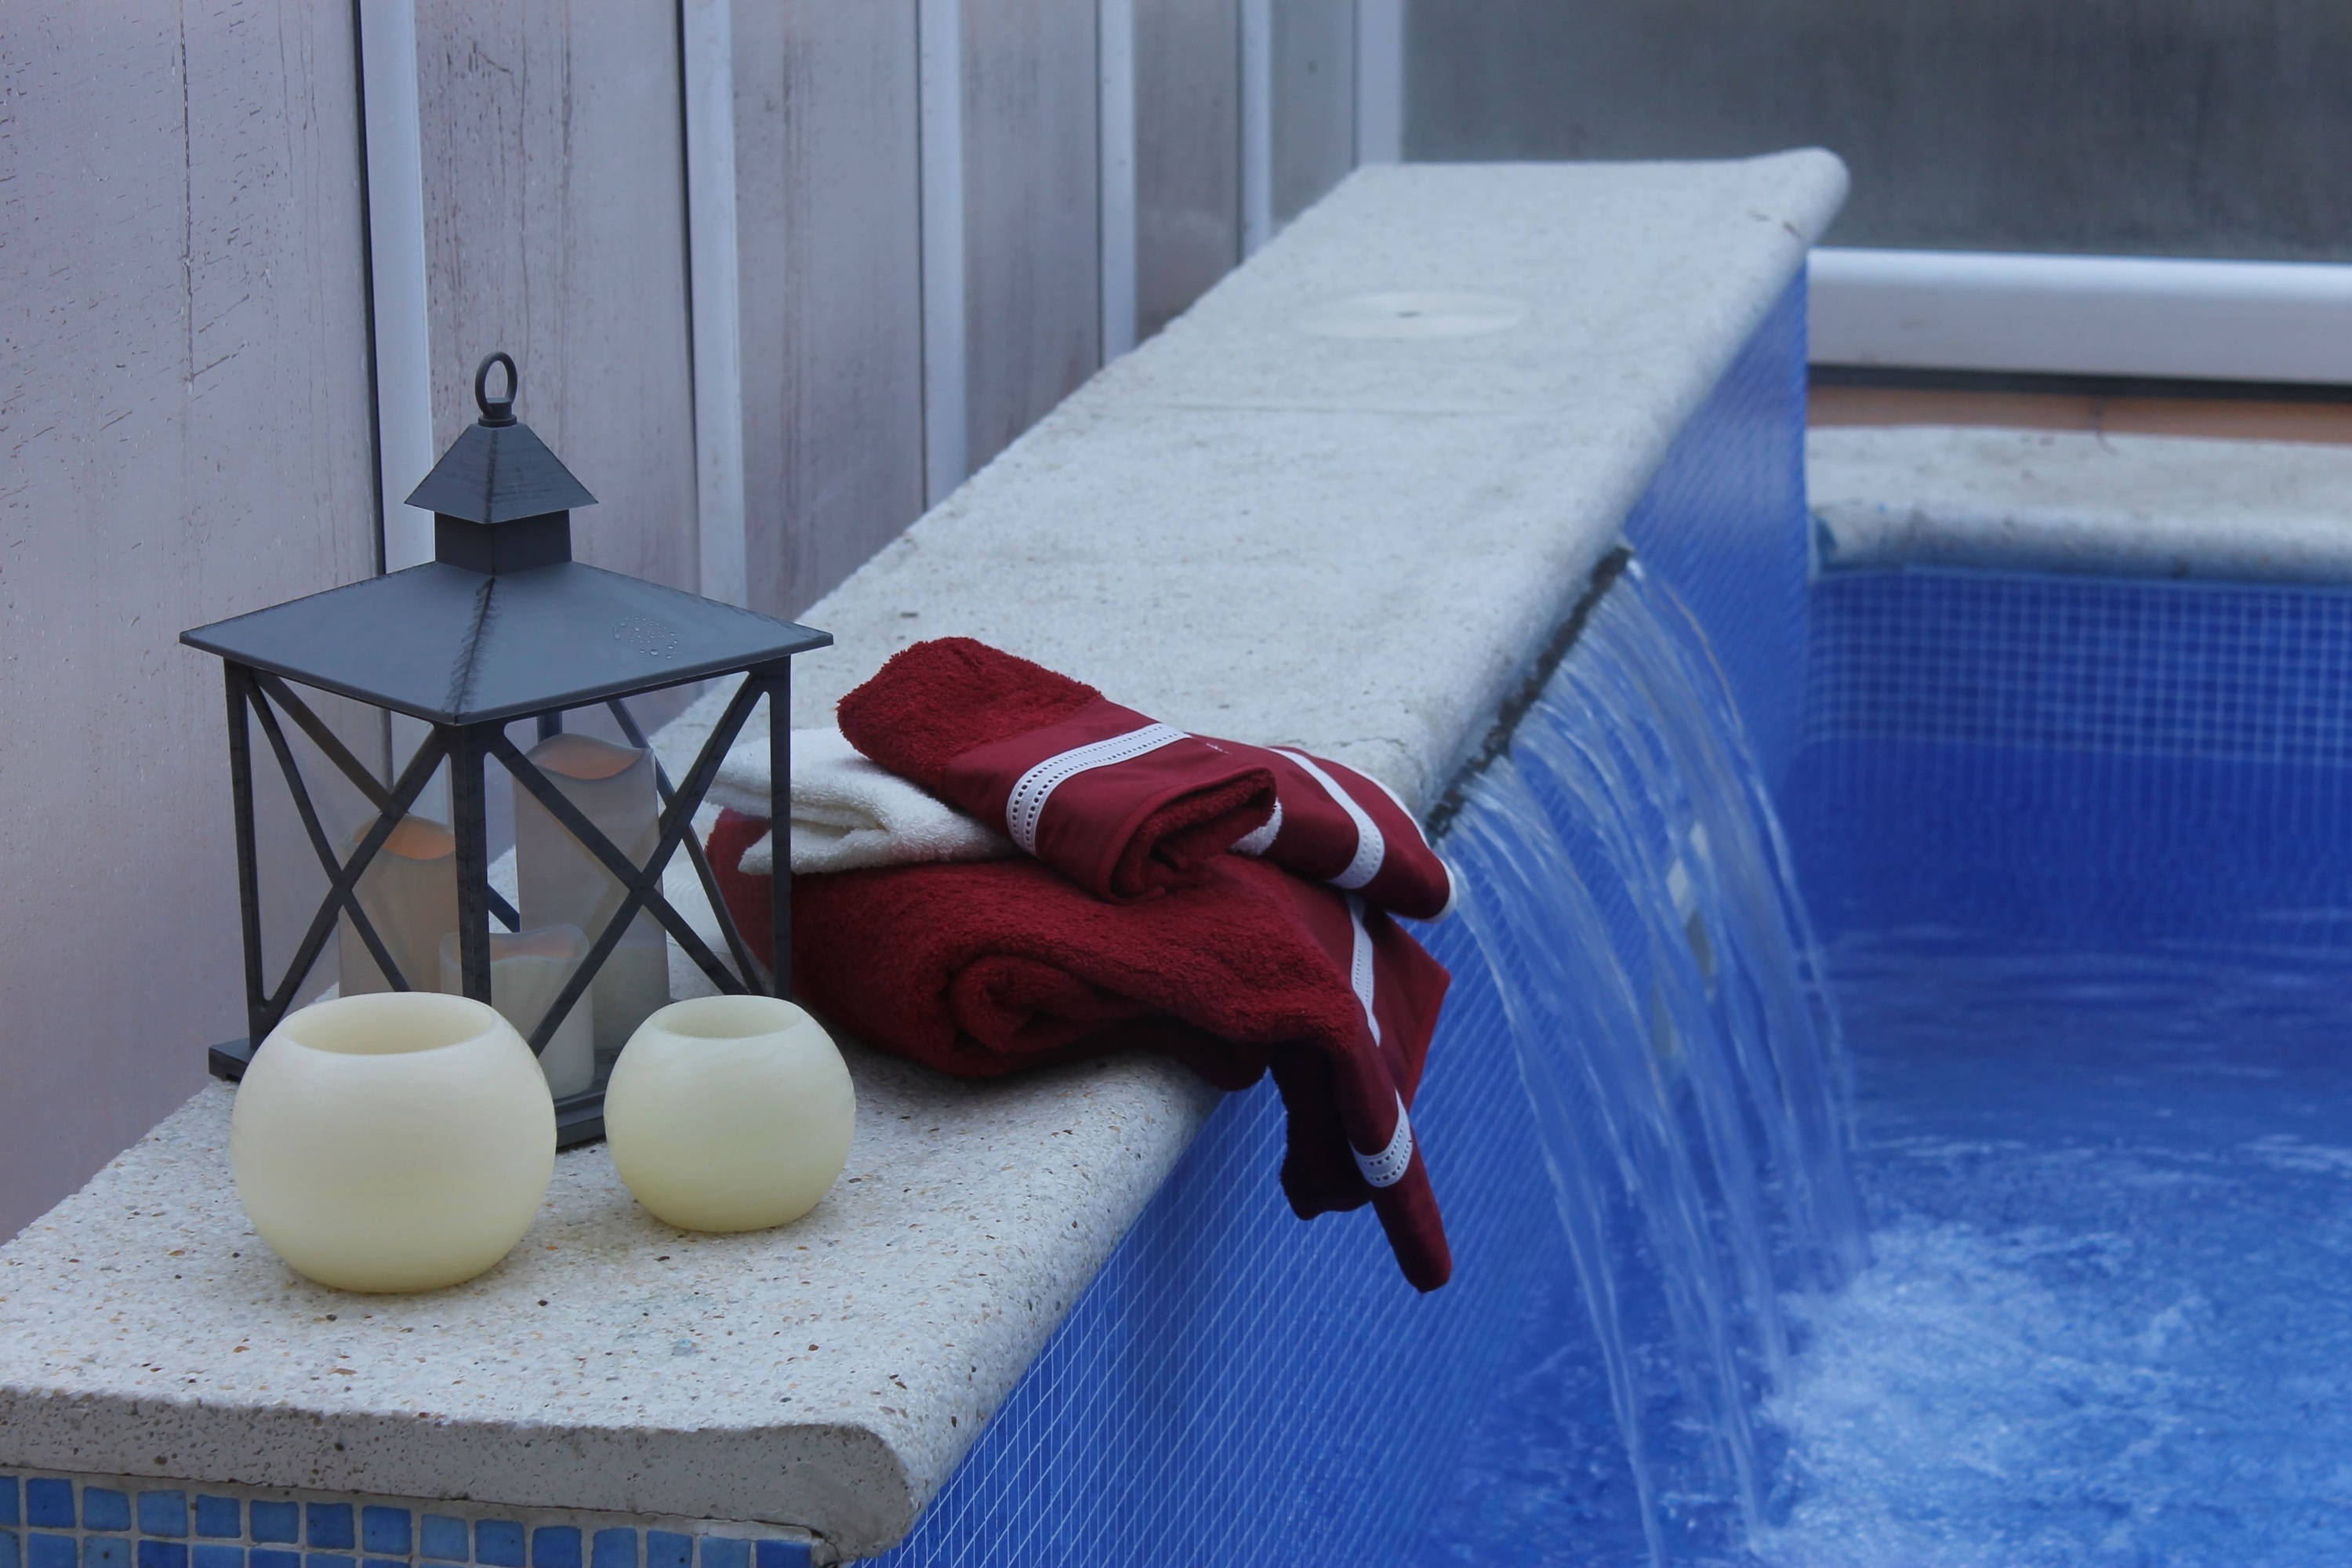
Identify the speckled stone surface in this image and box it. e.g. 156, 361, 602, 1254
0, 154, 1843, 1561
660, 154, 1847, 812
1812, 425, 2352, 583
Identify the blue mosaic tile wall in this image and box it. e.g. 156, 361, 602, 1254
1788, 565, 2352, 949
0, 1474, 811, 1568
869, 277, 1817, 1566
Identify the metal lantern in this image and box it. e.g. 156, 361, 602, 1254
183, 353, 829, 1143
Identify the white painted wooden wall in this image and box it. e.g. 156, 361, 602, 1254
0, 2, 1401, 1238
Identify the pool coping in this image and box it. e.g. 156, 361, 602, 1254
1811, 424, 2352, 584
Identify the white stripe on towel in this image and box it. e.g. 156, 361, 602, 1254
1346, 893, 1381, 1047
1276, 747, 1385, 891
1232, 797, 1283, 856
1355, 1093, 1414, 1189
1004, 722, 1187, 855
1345, 893, 1411, 1187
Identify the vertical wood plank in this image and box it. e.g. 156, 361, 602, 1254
1134, 0, 1240, 337
1272, 0, 1357, 226
918, 0, 969, 503
1098, 0, 1139, 360
735, 1, 927, 617
1240, 0, 1272, 254
0, 3, 376, 1236
961, 0, 1102, 474
684, 0, 750, 609
413, 2, 699, 593
1353, 0, 1403, 164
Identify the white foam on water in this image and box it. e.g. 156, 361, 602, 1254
1754, 1218, 2209, 1568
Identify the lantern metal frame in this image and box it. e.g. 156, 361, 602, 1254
187, 352, 826, 1145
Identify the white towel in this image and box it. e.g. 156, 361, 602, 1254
706, 725, 1013, 876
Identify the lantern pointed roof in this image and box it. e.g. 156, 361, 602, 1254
180, 350, 828, 726
405, 351, 597, 523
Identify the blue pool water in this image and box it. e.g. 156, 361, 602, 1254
1421, 931, 2352, 1566
1755, 932, 2352, 1568
1415, 560, 2352, 1566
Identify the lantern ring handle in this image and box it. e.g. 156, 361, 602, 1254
474, 352, 519, 426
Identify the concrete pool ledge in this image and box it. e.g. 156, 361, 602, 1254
0, 154, 1845, 1562
1812, 424, 2352, 584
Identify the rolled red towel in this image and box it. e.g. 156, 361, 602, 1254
708, 809, 1454, 1290
836, 638, 1276, 903
1218, 741, 1456, 920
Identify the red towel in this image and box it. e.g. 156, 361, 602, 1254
709, 809, 1454, 1290
838, 637, 1454, 920
835, 638, 1276, 903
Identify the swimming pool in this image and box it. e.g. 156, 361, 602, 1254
1417, 558, 2352, 1566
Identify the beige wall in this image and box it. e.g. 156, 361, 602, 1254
0, 0, 1377, 1240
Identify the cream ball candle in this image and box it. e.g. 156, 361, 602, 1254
604, 996, 855, 1232
230, 992, 557, 1292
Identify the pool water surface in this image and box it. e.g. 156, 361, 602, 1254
1418, 931, 2352, 1567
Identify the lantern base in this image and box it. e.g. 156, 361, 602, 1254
208, 1036, 610, 1147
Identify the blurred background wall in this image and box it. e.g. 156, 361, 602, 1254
1410, 0, 2352, 262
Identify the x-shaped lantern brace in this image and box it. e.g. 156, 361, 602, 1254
225, 659, 782, 1062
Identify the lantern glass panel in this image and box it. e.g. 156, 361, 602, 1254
514, 733, 671, 1073
336, 815, 458, 996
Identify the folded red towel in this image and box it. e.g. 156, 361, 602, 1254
709, 809, 1454, 1290
836, 638, 1276, 903
838, 637, 1454, 920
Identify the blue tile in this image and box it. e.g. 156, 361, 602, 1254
418, 1518, 468, 1564
31, 1537, 75, 1568
586, 1533, 633, 1568
528, 1530, 577, 1568
305, 1553, 354, 1568
473, 1523, 523, 1568
364, 1560, 405, 1568
25, 1486, 73, 1532
697, 1541, 746, 1568
0, 1477, 18, 1527
85, 1538, 130, 1568
355, 1512, 405, 1559
2, 1530, 19, 1568
137, 1496, 188, 1541
750, 1544, 807, 1568
191, 1501, 238, 1543
301, 1511, 350, 1553
248, 1552, 298, 1568
249, 1507, 298, 1548
84, 1494, 130, 1535
642, 1535, 688, 1568
138, 1544, 187, 1568
192, 1548, 242, 1568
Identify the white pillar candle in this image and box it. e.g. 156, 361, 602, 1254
604, 995, 855, 1232
438, 924, 597, 1098
514, 732, 672, 1074
230, 991, 555, 1292
337, 815, 459, 997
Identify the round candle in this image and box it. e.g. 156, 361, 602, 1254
604, 995, 855, 1232
230, 991, 556, 1292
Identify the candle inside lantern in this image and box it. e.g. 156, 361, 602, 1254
438, 924, 596, 1098
514, 731, 671, 1075
337, 815, 459, 997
